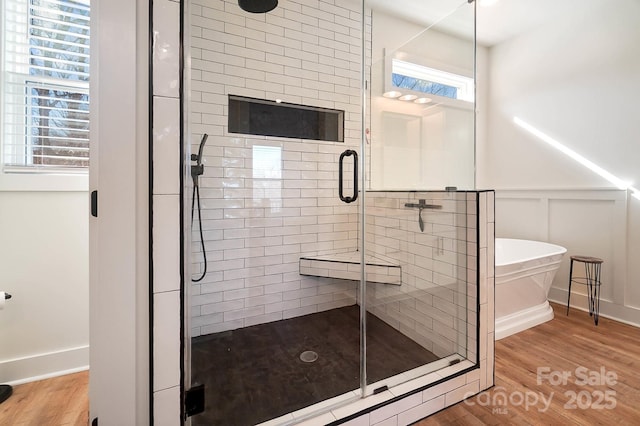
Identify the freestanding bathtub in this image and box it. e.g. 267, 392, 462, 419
495, 238, 567, 340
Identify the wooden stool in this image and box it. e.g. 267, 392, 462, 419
567, 255, 603, 325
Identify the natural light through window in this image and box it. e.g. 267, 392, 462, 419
252, 145, 282, 207
391, 59, 474, 102
252, 145, 282, 180
2, 0, 90, 172
514, 117, 634, 193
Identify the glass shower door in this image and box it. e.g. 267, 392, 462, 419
362, 0, 476, 391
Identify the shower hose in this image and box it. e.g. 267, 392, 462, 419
191, 180, 207, 282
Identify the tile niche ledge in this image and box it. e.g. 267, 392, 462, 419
299, 251, 401, 285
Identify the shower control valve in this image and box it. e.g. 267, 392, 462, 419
191, 164, 204, 179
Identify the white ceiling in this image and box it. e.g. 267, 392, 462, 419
364, 0, 599, 47
475, 0, 583, 46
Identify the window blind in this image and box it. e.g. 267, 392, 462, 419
2, 0, 90, 171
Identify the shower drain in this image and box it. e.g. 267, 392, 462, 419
299, 350, 318, 363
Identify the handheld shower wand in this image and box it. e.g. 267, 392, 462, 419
191, 133, 208, 186
191, 134, 208, 282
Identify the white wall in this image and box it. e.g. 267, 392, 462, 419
0, 191, 89, 384
478, 0, 640, 324
479, 0, 640, 188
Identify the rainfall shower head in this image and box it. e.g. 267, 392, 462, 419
238, 0, 278, 13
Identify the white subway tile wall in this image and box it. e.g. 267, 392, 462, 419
189, 0, 370, 337
364, 191, 473, 358
296, 191, 476, 359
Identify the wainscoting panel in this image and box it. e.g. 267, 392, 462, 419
495, 189, 637, 325
548, 198, 617, 303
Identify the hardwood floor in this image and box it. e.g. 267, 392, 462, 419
0, 371, 88, 426
1, 302, 639, 425
418, 302, 640, 425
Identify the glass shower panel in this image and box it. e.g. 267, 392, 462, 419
363, 0, 476, 390
186, 0, 364, 424
367, 0, 475, 191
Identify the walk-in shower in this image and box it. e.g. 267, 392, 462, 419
182, 0, 481, 424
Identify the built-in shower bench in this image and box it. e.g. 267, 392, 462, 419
299, 251, 401, 285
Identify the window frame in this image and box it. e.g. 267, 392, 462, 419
0, 0, 90, 191
391, 59, 474, 102
383, 50, 475, 110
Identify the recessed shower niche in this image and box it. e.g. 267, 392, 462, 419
181, 0, 494, 424
228, 95, 345, 142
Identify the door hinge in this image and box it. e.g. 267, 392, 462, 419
185, 384, 205, 418
90, 190, 98, 217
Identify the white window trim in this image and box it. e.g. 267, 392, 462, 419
0, 171, 88, 191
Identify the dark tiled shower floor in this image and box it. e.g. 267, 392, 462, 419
191, 305, 438, 426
